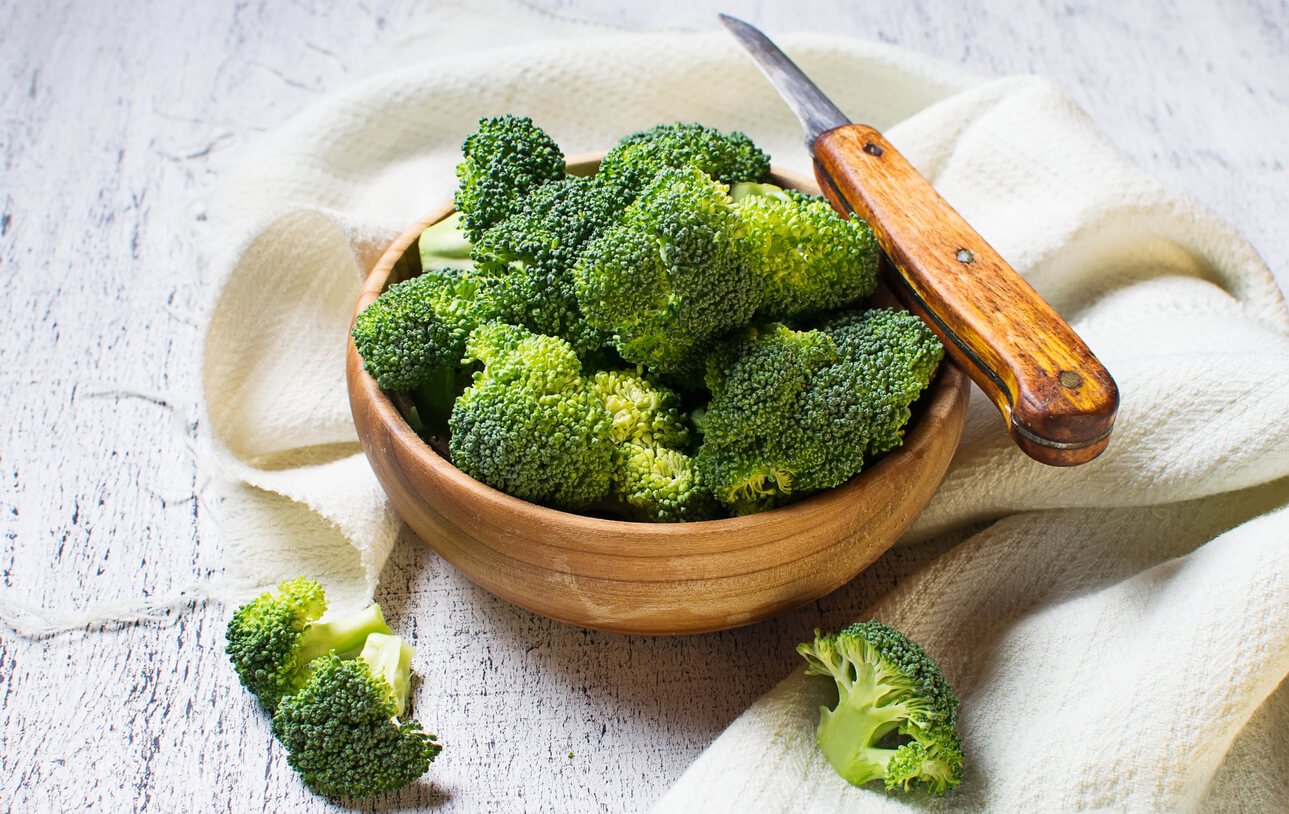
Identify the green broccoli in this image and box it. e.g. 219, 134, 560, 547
351, 266, 500, 394
455, 114, 566, 241
272, 633, 442, 798
448, 323, 615, 509
695, 310, 943, 514
589, 370, 716, 521
797, 621, 964, 795
732, 183, 880, 320
224, 577, 392, 711
575, 167, 763, 373
472, 176, 625, 355
596, 122, 771, 201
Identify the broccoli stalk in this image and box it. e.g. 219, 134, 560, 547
272, 633, 441, 798
797, 621, 964, 795
224, 578, 392, 711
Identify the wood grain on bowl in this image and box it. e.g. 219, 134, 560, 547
346, 156, 970, 635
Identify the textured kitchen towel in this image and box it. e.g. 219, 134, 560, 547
198, 2, 1289, 811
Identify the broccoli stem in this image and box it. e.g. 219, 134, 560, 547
817, 698, 906, 786
413, 366, 465, 433
296, 604, 391, 666
359, 633, 416, 717
419, 212, 474, 261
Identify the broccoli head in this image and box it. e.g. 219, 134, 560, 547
455, 114, 565, 241
272, 633, 442, 798
695, 311, 943, 514
589, 370, 716, 521
596, 122, 771, 201
448, 323, 614, 509
575, 167, 763, 373
471, 176, 625, 355
351, 265, 501, 392
797, 621, 964, 795
732, 183, 880, 320
225, 577, 392, 711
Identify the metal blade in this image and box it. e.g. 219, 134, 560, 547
718, 14, 851, 147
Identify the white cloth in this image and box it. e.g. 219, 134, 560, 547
199, 4, 1289, 811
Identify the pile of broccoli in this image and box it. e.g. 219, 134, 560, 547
225, 578, 441, 798
352, 114, 943, 520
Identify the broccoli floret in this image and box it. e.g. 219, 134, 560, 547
575, 167, 763, 373
224, 577, 392, 711
351, 266, 501, 392
588, 370, 716, 521
695, 311, 943, 514
272, 633, 442, 798
797, 621, 964, 795
472, 177, 626, 355
455, 115, 565, 241
732, 183, 880, 320
448, 323, 614, 509
597, 122, 771, 201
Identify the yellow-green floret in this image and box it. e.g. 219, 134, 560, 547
732, 183, 880, 320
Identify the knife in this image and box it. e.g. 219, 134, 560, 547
721, 14, 1119, 466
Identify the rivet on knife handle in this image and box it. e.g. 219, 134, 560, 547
813, 125, 1119, 465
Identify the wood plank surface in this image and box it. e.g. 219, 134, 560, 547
1, 0, 1285, 811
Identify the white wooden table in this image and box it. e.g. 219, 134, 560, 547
3, 1, 1285, 811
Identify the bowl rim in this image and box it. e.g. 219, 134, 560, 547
346, 153, 969, 543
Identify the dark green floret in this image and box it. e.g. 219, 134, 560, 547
797, 621, 964, 795
732, 183, 880, 320
448, 323, 614, 509
575, 167, 764, 373
597, 122, 771, 201
472, 176, 626, 355
695, 310, 943, 515
455, 114, 565, 241
350, 265, 501, 392
272, 634, 442, 798
224, 577, 392, 711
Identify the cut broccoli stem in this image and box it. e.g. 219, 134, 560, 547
296, 604, 391, 665
729, 181, 791, 202
817, 687, 909, 785
359, 633, 415, 717
418, 212, 473, 265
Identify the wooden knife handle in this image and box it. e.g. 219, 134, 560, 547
812, 124, 1119, 466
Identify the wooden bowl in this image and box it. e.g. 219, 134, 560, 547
346, 156, 970, 636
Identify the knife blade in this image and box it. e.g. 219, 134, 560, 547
720, 14, 1119, 466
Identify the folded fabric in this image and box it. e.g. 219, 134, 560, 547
198, 7, 1289, 811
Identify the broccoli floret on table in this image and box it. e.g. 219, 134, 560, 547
695, 310, 942, 514
472, 176, 626, 355
455, 114, 566, 241
575, 167, 764, 373
224, 577, 392, 711
732, 182, 880, 320
448, 323, 615, 510
596, 121, 771, 202
797, 621, 964, 795
272, 633, 442, 798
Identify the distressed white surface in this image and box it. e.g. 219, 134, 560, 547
1, 1, 1286, 811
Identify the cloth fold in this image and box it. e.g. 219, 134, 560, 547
198, 6, 1289, 810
